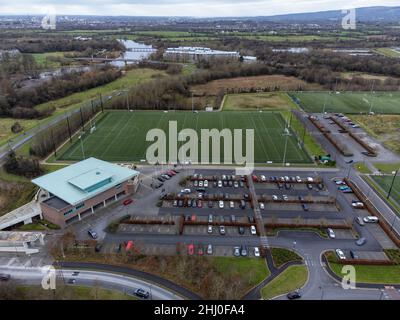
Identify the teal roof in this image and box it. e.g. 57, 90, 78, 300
32, 158, 139, 206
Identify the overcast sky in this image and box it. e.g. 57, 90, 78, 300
0, 0, 399, 17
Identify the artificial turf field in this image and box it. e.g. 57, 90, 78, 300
58, 111, 312, 164
291, 92, 400, 114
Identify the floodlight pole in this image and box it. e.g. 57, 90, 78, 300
368, 80, 376, 114
79, 135, 85, 160
282, 132, 289, 167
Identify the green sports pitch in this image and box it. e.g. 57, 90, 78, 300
57, 111, 312, 164
290, 92, 400, 114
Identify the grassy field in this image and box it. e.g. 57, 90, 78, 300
351, 115, 400, 154
223, 93, 295, 111
328, 262, 400, 284
375, 48, 400, 58
0, 118, 41, 146
270, 248, 303, 268
213, 257, 270, 287
57, 111, 312, 164
374, 163, 400, 174
291, 92, 400, 114
261, 265, 308, 300
32, 52, 67, 69
370, 174, 400, 209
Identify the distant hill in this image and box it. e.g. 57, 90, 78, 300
256, 6, 400, 23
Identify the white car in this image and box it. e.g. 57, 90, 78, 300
283, 195, 289, 201
307, 177, 314, 183
199, 181, 203, 187
229, 201, 235, 209
284, 176, 290, 182
254, 247, 260, 257
207, 225, 213, 234
181, 189, 191, 194
219, 201, 224, 209
204, 180, 208, 187
250, 226, 257, 235
272, 195, 278, 201
260, 175, 267, 182
352, 202, 364, 209
259, 203, 265, 210
327, 228, 336, 239
363, 216, 379, 223
335, 249, 346, 260
296, 176, 302, 183
218, 180, 223, 188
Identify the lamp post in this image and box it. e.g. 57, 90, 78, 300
78, 135, 85, 160
387, 169, 399, 200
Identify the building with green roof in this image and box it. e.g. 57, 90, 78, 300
32, 158, 140, 228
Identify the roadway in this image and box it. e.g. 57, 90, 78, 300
0, 266, 184, 300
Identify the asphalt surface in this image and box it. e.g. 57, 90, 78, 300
0, 265, 185, 300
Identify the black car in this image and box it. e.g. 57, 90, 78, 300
197, 187, 206, 192
287, 291, 301, 300
238, 226, 245, 235
243, 194, 250, 200
350, 250, 359, 259
185, 215, 191, 222
88, 229, 98, 239
284, 183, 291, 190
223, 181, 228, 187
157, 177, 165, 182
134, 288, 150, 299
240, 200, 246, 209
0, 274, 11, 281
306, 184, 313, 190
178, 200, 184, 207
208, 201, 214, 208
248, 216, 255, 223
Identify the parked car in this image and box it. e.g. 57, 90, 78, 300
218, 180, 223, 187
219, 226, 226, 235
193, 180, 198, 187
134, 288, 150, 299
88, 229, 98, 239
240, 246, 248, 257
207, 225, 213, 234
68, 278, 76, 284
342, 189, 354, 194
356, 237, 367, 246
259, 203, 265, 210
208, 214, 213, 223
123, 198, 133, 206
260, 175, 266, 182
355, 217, 365, 226
306, 184, 313, 190
335, 249, 346, 260
272, 195, 279, 201
0, 274, 11, 281
197, 246, 204, 256
181, 188, 191, 194
197, 200, 203, 208
287, 291, 301, 300
234, 181, 239, 188
254, 247, 260, 257
301, 204, 309, 211
198, 181, 203, 187
204, 180, 208, 187
187, 244, 195, 255
230, 215, 236, 223
363, 216, 379, 223
352, 201, 364, 209
327, 228, 336, 239
229, 201, 235, 209
219, 200, 224, 209
250, 225, 257, 235
239, 200, 246, 209
207, 244, 213, 255
233, 247, 241, 257
282, 195, 289, 201
350, 250, 359, 259
238, 226, 245, 235
173, 200, 178, 207
252, 175, 258, 182
248, 216, 255, 223
178, 200, 184, 207
296, 176, 302, 183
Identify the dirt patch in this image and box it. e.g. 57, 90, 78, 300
192, 75, 321, 96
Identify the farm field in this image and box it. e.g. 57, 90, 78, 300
57, 111, 312, 164
351, 115, 400, 154
291, 92, 400, 114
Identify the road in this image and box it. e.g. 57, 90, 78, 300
0, 266, 183, 300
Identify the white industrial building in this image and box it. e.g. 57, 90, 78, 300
164, 46, 240, 62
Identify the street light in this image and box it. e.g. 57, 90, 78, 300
78, 135, 85, 160
387, 169, 399, 200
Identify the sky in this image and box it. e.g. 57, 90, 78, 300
0, 0, 399, 17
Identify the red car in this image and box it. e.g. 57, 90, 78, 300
191, 214, 197, 221
167, 170, 177, 176
123, 199, 133, 206
197, 200, 203, 208
197, 246, 204, 256
187, 244, 194, 255
252, 175, 259, 182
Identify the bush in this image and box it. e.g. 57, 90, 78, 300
271, 248, 303, 268
106, 222, 119, 234
384, 249, 400, 265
